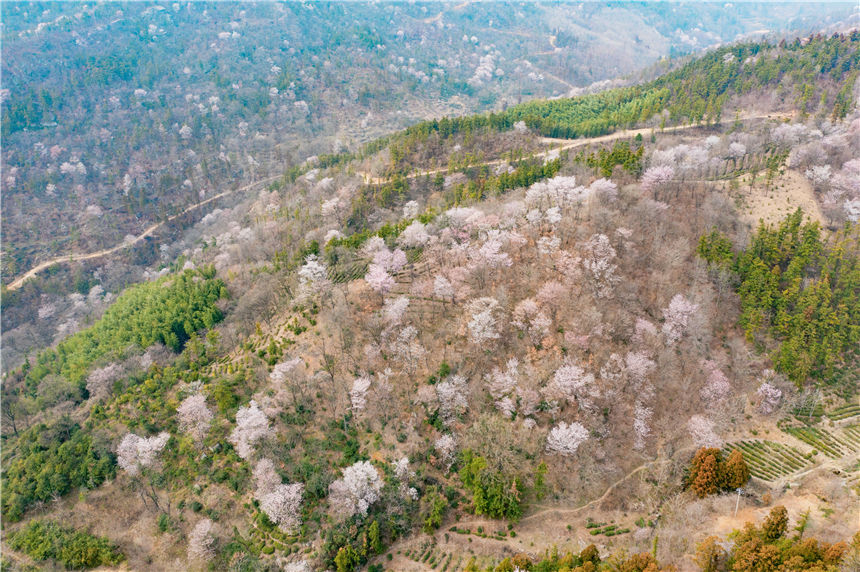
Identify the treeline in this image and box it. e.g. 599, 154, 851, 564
698, 210, 859, 386
446, 158, 562, 205
380, 32, 859, 148
18, 267, 227, 399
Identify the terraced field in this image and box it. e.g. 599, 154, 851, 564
403, 542, 461, 572
722, 440, 813, 482
826, 404, 860, 422
782, 426, 859, 459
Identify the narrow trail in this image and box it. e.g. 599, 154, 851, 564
359, 112, 790, 185
521, 461, 657, 522
5, 175, 280, 291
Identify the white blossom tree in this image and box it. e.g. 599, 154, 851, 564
466, 297, 503, 346
117, 432, 170, 476
511, 298, 551, 346
688, 415, 721, 448
259, 483, 304, 533
328, 461, 383, 519
382, 296, 410, 327
546, 360, 597, 409
546, 422, 589, 456
86, 363, 124, 402
298, 254, 331, 298
350, 376, 372, 413
398, 220, 430, 248
253, 458, 282, 495
433, 275, 455, 303
229, 400, 272, 460
187, 519, 216, 562
434, 434, 457, 470
581, 234, 618, 298
662, 294, 699, 345
633, 403, 653, 450
436, 374, 469, 426
177, 394, 214, 445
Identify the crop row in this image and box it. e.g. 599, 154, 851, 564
827, 404, 860, 422
404, 544, 456, 570
782, 426, 857, 459
722, 440, 811, 481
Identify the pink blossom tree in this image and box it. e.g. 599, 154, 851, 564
700, 361, 732, 404
641, 165, 675, 197
756, 373, 783, 415
365, 264, 395, 295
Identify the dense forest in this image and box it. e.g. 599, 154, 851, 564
698, 210, 859, 388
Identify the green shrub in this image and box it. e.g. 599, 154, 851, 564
7, 520, 124, 569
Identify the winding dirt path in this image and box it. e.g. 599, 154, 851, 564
359, 112, 791, 185
5, 175, 280, 291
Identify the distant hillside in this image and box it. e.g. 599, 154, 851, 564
1, 1, 853, 282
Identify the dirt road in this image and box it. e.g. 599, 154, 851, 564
5, 175, 280, 291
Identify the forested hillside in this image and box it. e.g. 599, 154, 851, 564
0, 2, 851, 283
2, 26, 859, 572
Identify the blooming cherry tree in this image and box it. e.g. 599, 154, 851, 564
436, 374, 469, 426
511, 298, 551, 345
434, 434, 457, 470
259, 483, 304, 533
328, 461, 383, 519
662, 294, 699, 344
633, 403, 653, 450
641, 165, 675, 196
187, 519, 216, 561
546, 360, 597, 409
398, 220, 430, 248
688, 415, 721, 448
581, 234, 618, 298
365, 264, 395, 295
700, 361, 732, 404
117, 432, 170, 476
466, 297, 503, 346
546, 422, 589, 456
350, 376, 372, 413
177, 394, 214, 445
229, 400, 272, 460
